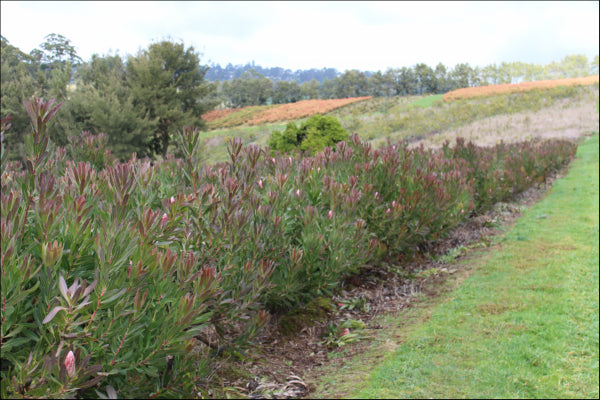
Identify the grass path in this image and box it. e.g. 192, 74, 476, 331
312, 134, 599, 398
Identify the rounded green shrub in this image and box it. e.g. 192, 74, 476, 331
269, 114, 348, 155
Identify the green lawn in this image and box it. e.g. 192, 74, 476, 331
402, 94, 443, 109
306, 134, 599, 399
349, 134, 599, 398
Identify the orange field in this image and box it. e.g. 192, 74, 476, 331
203, 96, 371, 129
246, 97, 371, 125
201, 108, 241, 123
442, 76, 599, 101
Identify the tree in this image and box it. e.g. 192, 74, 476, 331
368, 71, 389, 97
414, 63, 436, 94
396, 67, 416, 96
300, 79, 320, 100
62, 53, 155, 160
127, 39, 215, 158
480, 63, 499, 86
319, 78, 337, 99
434, 62, 448, 93
449, 63, 475, 90
272, 80, 301, 104
335, 70, 369, 98
1, 36, 41, 161
559, 54, 590, 78
522, 63, 544, 82
382, 69, 398, 97
497, 62, 513, 84
36, 33, 82, 70
221, 69, 273, 107
239, 69, 273, 105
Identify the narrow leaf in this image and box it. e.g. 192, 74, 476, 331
43, 306, 67, 324
106, 385, 117, 399
59, 275, 69, 303
83, 279, 97, 298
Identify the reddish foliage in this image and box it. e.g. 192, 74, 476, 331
202, 107, 246, 123
443, 76, 599, 101
246, 97, 372, 125
202, 97, 371, 128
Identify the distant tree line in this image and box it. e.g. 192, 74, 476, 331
215, 56, 599, 107
205, 61, 340, 83
2, 33, 598, 162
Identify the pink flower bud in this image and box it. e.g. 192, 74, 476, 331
258, 179, 263, 189
386, 208, 391, 214
374, 192, 379, 199
340, 328, 350, 336
65, 350, 76, 378
161, 213, 168, 227
296, 189, 301, 198
170, 196, 175, 204
328, 210, 333, 219
338, 302, 344, 307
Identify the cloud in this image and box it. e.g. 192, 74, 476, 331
1, 1, 598, 71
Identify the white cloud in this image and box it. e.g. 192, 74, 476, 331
1, 1, 598, 71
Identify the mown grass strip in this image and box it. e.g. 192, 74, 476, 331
348, 134, 599, 399
402, 94, 443, 109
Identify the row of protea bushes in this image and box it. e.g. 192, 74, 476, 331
1, 98, 577, 398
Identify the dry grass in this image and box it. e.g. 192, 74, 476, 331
246, 97, 371, 125
442, 76, 599, 101
202, 97, 372, 129
410, 88, 599, 149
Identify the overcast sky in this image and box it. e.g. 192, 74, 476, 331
1, 1, 598, 72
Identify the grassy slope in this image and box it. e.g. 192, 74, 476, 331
198, 85, 597, 165
340, 133, 599, 398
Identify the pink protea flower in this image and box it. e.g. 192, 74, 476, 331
161, 213, 168, 227
340, 328, 350, 336
258, 179, 263, 189
65, 350, 76, 377
170, 196, 175, 204
338, 302, 344, 307
328, 210, 333, 219
296, 189, 301, 198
